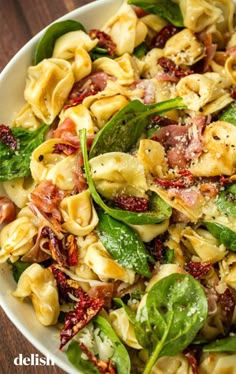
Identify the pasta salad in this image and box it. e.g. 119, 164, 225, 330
1, 0, 236, 372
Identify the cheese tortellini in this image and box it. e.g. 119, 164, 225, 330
13, 264, 60, 326
24, 58, 74, 124
0, 217, 37, 263
89, 152, 148, 200
60, 189, 99, 236
30, 139, 79, 190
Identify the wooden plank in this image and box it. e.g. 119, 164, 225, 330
17, 0, 93, 36
0, 0, 31, 70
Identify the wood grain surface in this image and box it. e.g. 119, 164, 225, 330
0, 1, 93, 373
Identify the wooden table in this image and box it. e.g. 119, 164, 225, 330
0, 1, 93, 373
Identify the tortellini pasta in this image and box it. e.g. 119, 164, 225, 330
129, 219, 170, 243
151, 354, 192, 374
109, 308, 142, 349
59, 104, 95, 136
176, 72, 232, 113
137, 139, 168, 178
13, 103, 42, 130
3, 177, 35, 208
102, 2, 147, 55
60, 189, 99, 236
175, 0, 228, 32
149, 184, 205, 222
89, 152, 148, 200
199, 352, 236, 373
0, 216, 37, 263
190, 121, 236, 176
164, 29, 205, 66
84, 239, 135, 284
181, 226, 227, 263
53, 30, 97, 60
89, 94, 129, 129
24, 58, 74, 124
30, 138, 79, 190
92, 53, 141, 85
13, 263, 60, 326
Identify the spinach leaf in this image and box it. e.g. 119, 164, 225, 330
163, 248, 175, 264
127, 0, 184, 27
0, 124, 49, 181
135, 273, 208, 374
66, 316, 130, 374
220, 102, 236, 126
89, 47, 114, 61
113, 298, 136, 324
89, 97, 185, 158
97, 211, 151, 278
34, 20, 86, 64
216, 183, 236, 216
94, 315, 131, 374
80, 129, 172, 225
203, 336, 236, 352
10, 260, 32, 283
133, 42, 148, 58
67, 341, 100, 374
204, 221, 236, 251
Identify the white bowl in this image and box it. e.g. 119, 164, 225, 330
0, 1, 123, 373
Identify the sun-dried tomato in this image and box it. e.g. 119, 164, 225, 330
183, 348, 199, 374
219, 175, 234, 186
217, 287, 235, 322
150, 115, 178, 127
155, 170, 194, 189
185, 261, 212, 279
79, 343, 116, 374
231, 87, 236, 99
53, 143, 79, 155
51, 267, 104, 349
152, 238, 165, 262
151, 25, 179, 49
0, 124, 17, 150
114, 195, 149, 212
133, 6, 149, 18
73, 152, 88, 193
158, 57, 194, 81
89, 29, 117, 56
42, 228, 79, 267
60, 295, 104, 349
66, 234, 79, 267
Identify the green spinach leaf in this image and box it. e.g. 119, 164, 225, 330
204, 221, 236, 251
67, 316, 130, 374
97, 211, 151, 278
34, 20, 86, 64
203, 336, 236, 352
67, 341, 100, 374
0, 124, 49, 181
127, 0, 184, 27
80, 129, 172, 225
89, 47, 115, 61
94, 316, 131, 374
89, 98, 185, 158
133, 42, 148, 58
135, 273, 208, 374
220, 102, 236, 125
216, 183, 236, 216
10, 260, 32, 283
